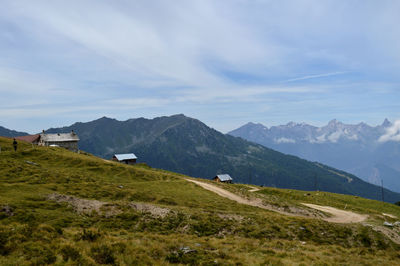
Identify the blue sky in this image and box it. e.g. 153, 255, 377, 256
1, 0, 400, 133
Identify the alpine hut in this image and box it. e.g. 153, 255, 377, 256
213, 174, 233, 183
39, 130, 80, 152
112, 153, 137, 165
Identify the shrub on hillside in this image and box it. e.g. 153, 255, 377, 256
75, 228, 102, 242
23, 242, 56, 265
0, 227, 10, 255
60, 245, 81, 262
90, 244, 116, 265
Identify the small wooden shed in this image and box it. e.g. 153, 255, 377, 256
213, 174, 233, 183
112, 153, 137, 165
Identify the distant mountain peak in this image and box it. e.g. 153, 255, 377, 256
244, 122, 257, 126
286, 121, 298, 127
246, 122, 267, 128
276, 121, 311, 129
170, 113, 187, 118
382, 118, 392, 127
327, 119, 341, 126
97, 116, 116, 121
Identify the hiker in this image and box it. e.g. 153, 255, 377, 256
12, 138, 17, 152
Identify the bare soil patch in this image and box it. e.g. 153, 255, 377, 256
369, 224, 400, 245
47, 193, 120, 217
129, 202, 170, 218
217, 213, 244, 221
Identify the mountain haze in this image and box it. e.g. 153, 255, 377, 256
229, 119, 400, 192
45, 114, 400, 203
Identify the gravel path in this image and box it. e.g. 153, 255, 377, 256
185, 178, 367, 224
302, 203, 367, 223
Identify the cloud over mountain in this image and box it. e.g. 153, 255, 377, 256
1, 1, 400, 132
379, 120, 400, 142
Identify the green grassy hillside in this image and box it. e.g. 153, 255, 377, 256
1, 137, 400, 265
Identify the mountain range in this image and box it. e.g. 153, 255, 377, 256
229, 119, 400, 192
36, 114, 400, 202
0, 126, 27, 137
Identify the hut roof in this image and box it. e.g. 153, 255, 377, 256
114, 153, 137, 161
41, 132, 79, 142
215, 174, 233, 181
15, 134, 40, 143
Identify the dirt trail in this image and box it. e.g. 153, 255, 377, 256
185, 179, 296, 217
185, 179, 367, 224
186, 179, 263, 207
302, 203, 367, 223
246, 186, 261, 192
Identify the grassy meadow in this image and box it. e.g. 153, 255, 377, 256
1, 137, 400, 265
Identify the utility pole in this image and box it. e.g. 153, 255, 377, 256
381, 179, 385, 202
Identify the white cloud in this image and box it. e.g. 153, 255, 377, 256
0, 67, 54, 94
310, 134, 327, 144
285, 72, 348, 83
0, 0, 400, 131
379, 120, 400, 142
347, 134, 359, 141
274, 137, 296, 144
327, 131, 343, 143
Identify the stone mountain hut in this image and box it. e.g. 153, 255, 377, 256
112, 153, 137, 165
213, 174, 233, 183
39, 130, 80, 152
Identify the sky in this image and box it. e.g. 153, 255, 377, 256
1, 0, 400, 134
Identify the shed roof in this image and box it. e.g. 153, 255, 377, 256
215, 174, 233, 181
41, 132, 79, 142
114, 153, 137, 161
15, 134, 40, 143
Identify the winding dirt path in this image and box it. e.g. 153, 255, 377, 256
186, 179, 263, 207
185, 179, 296, 216
185, 178, 367, 224
302, 203, 367, 223
247, 186, 261, 192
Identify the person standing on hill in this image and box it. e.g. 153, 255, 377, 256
12, 138, 17, 152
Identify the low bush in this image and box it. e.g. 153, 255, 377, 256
0, 227, 10, 255
60, 245, 81, 261
90, 244, 116, 265
23, 242, 56, 265
75, 228, 102, 242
